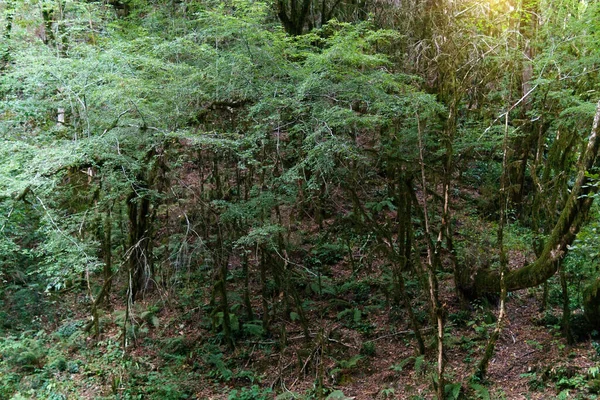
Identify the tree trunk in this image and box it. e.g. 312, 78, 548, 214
417, 115, 445, 400
559, 263, 574, 344
102, 206, 113, 306
127, 189, 152, 302
584, 277, 600, 329
41, 4, 56, 47
277, 0, 312, 35
1, 0, 14, 68
475, 108, 511, 380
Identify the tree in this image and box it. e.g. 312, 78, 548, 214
459, 100, 600, 297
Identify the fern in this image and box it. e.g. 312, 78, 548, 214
469, 382, 490, 400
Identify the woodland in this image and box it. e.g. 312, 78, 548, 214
1, 0, 600, 398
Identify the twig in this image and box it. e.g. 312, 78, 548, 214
363, 327, 436, 344
327, 337, 358, 349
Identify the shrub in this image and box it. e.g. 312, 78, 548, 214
228, 385, 272, 400
0, 338, 46, 372
55, 320, 84, 339
360, 341, 376, 357
49, 357, 67, 372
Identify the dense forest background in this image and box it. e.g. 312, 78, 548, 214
1, 0, 600, 398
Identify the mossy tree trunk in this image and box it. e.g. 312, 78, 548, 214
1, 0, 15, 68
584, 277, 600, 328
101, 205, 113, 306
277, 0, 312, 35
127, 187, 152, 302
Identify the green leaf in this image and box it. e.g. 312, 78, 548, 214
469, 382, 490, 400
353, 309, 362, 323
414, 355, 425, 374
444, 383, 462, 400
390, 356, 414, 372
325, 390, 354, 400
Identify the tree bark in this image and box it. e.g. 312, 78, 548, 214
277, 0, 312, 35
1, 0, 14, 69
127, 188, 152, 302
417, 115, 445, 400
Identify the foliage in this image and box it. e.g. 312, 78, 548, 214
1, 0, 600, 397
228, 385, 272, 400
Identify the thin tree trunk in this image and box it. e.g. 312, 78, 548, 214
215, 224, 234, 349
242, 252, 254, 321
346, 184, 426, 355
122, 270, 132, 354
127, 190, 151, 302
1, 0, 14, 68
102, 206, 113, 306
397, 175, 426, 355
475, 107, 511, 380
559, 262, 574, 344
417, 114, 445, 400
41, 4, 56, 47
260, 248, 270, 332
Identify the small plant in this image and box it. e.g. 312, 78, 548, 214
48, 357, 67, 372
337, 307, 362, 325
67, 360, 79, 374
525, 339, 544, 351
204, 351, 233, 382
469, 382, 491, 400
161, 337, 193, 359
414, 355, 425, 375
390, 355, 425, 375
213, 312, 240, 333
379, 387, 396, 398
592, 341, 600, 357
390, 356, 413, 373
448, 310, 471, 327
140, 310, 160, 329
55, 320, 84, 339
555, 374, 586, 391
444, 382, 462, 400
325, 390, 354, 399
330, 355, 363, 384
0, 338, 47, 372
242, 321, 265, 338
360, 341, 376, 357
228, 385, 272, 400
519, 372, 545, 391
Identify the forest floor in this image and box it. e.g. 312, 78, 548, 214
2, 199, 600, 399
227, 281, 599, 400
13, 270, 594, 400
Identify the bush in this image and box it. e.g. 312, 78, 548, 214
0, 338, 46, 372
228, 385, 272, 400
55, 320, 84, 339
360, 341, 376, 357
49, 357, 67, 372
161, 337, 193, 358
